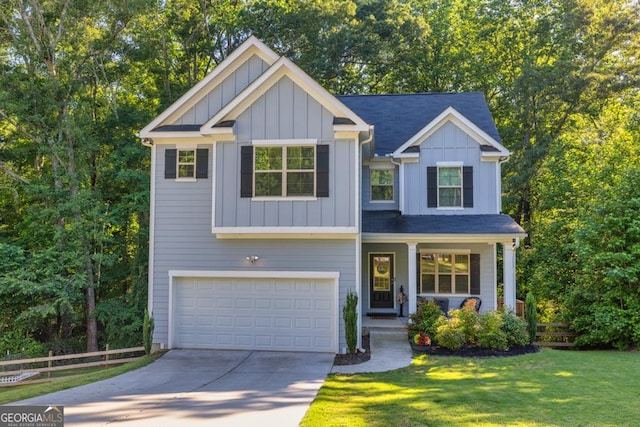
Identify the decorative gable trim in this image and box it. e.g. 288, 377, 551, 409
392, 107, 510, 159
139, 36, 279, 139
200, 56, 369, 135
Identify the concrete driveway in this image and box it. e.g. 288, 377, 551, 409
13, 349, 334, 426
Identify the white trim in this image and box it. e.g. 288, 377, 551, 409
211, 141, 218, 231
399, 162, 405, 213
419, 248, 471, 254
407, 243, 418, 314
200, 56, 369, 134
355, 228, 362, 350
251, 196, 317, 202
362, 233, 527, 244
168, 270, 340, 351
139, 36, 279, 138
214, 227, 359, 239
392, 107, 510, 158
147, 144, 157, 315
169, 269, 340, 279
252, 139, 317, 146
436, 161, 464, 167
368, 163, 395, 170
369, 168, 395, 203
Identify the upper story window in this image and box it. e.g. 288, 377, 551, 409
370, 169, 394, 201
427, 164, 474, 208
178, 150, 196, 178
254, 145, 315, 197
240, 142, 329, 199
164, 148, 208, 180
438, 166, 462, 207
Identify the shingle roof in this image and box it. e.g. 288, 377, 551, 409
363, 211, 526, 235
337, 93, 501, 156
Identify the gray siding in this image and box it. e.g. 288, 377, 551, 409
174, 55, 268, 125
361, 165, 400, 211
214, 76, 357, 228
404, 122, 498, 215
361, 242, 496, 315
152, 144, 356, 349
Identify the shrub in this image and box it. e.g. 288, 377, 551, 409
477, 311, 508, 351
0, 330, 46, 358
143, 310, 154, 355
407, 300, 443, 339
435, 323, 467, 350
525, 292, 538, 344
502, 310, 528, 347
343, 291, 358, 354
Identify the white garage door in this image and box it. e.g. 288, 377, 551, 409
173, 276, 337, 352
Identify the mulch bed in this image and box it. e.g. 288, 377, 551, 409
412, 343, 540, 358
333, 333, 371, 365
334, 334, 540, 366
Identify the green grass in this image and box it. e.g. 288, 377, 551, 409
302, 349, 640, 427
0, 353, 164, 405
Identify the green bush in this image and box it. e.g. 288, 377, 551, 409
477, 311, 508, 351
502, 310, 528, 347
143, 309, 154, 355
343, 291, 358, 354
0, 330, 46, 358
407, 300, 443, 339
525, 292, 538, 344
435, 323, 467, 350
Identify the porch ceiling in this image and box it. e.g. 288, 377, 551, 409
362, 210, 526, 243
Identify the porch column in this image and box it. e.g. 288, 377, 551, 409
502, 240, 516, 310
407, 242, 417, 314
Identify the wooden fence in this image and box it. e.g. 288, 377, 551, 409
0, 346, 145, 386
534, 323, 578, 348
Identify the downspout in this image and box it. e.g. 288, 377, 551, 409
356, 126, 374, 352
498, 156, 509, 213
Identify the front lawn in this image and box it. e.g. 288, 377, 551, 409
302, 349, 640, 426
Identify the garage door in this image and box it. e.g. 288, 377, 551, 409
173, 276, 337, 352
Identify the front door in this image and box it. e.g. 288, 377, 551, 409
370, 253, 394, 309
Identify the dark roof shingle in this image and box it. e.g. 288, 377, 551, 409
337, 93, 500, 156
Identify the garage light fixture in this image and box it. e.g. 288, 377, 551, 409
246, 255, 260, 263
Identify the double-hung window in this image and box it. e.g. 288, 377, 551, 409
420, 252, 470, 294
177, 150, 196, 179
370, 169, 394, 202
254, 145, 315, 197
427, 164, 473, 208
438, 166, 462, 207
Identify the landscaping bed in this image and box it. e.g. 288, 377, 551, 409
410, 342, 540, 357
334, 333, 370, 365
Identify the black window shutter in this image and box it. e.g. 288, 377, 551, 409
316, 145, 329, 197
164, 149, 177, 179
240, 145, 253, 198
427, 166, 437, 207
196, 148, 208, 179
463, 166, 474, 208
417, 252, 422, 294
470, 254, 481, 295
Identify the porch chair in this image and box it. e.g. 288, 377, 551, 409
460, 297, 482, 312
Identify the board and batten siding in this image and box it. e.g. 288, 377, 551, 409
173, 54, 269, 125
404, 121, 498, 215
213, 76, 357, 228
152, 145, 357, 350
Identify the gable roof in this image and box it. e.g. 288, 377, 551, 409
139, 36, 279, 139
337, 93, 504, 156
200, 56, 369, 134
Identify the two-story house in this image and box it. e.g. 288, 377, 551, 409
138, 36, 526, 354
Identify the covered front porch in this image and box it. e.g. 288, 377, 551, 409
360, 211, 527, 319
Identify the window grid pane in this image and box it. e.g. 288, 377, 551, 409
254, 145, 315, 197
438, 167, 462, 207
177, 150, 195, 178
419, 253, 471, 295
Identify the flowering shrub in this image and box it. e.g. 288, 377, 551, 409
413, 331, 431, 346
